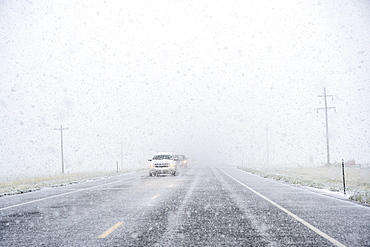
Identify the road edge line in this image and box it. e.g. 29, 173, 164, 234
0, 177, 134, 211
219, 168, 346, 247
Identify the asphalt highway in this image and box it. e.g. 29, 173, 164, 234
0, 165, 369, 246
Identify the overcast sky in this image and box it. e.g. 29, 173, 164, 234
1, 0, 370, 176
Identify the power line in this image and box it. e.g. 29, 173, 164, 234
317, 87, 336, 165
54, 125, 69, 173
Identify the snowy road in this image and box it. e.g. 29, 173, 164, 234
0, 165, 369, 246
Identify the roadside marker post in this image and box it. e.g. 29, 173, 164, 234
342, 159, 346, 195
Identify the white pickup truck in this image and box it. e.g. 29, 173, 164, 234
148, 152, 177, 176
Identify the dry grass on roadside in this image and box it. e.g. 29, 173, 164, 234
238, 166, 370, 204
0, 171, 124, 196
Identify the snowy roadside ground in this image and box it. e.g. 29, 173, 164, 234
237, 166, 370, 205
0, 170, 140, 197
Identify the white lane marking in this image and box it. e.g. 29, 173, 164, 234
220, 169, 346, 247
0, 177, 134, 211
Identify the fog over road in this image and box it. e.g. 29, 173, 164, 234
0, 165, 369, 246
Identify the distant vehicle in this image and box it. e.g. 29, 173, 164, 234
148, 152, 177, 176
174, 154, 188, 168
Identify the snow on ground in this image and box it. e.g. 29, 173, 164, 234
2, 165, 369, 205
237, 166, 370, 204
0, 171, 131, 197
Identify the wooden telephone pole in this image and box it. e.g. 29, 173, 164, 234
54, 125, 69, 173
317, 88, 336, 165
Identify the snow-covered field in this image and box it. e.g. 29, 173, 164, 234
238, 166, 370, 204
0, 171, 127, 197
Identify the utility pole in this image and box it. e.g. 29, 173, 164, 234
317, 87, 336, 165
266, 125, 270, 166
250, 144, 254, 165
120, 141, 124, 171
54, 125, 69, 173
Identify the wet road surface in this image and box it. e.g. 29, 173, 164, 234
0, 165, 369, 246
